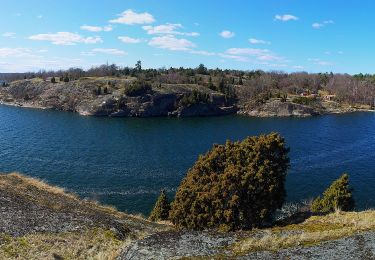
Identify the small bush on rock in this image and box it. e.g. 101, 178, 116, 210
124, 81, 152, 96
311, 174, 355, 214
149, 190, 171, 221
169, 133, 290, 231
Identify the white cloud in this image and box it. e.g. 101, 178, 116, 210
148, 35, 196, 51
226, 48, 270, 56
223, 48, 286, 63
219, 53, 249, 62
118, 36, 143, 44
92, 48, 127, 56
142, 23, 199, 36
219, 30, 235, 38
29, 32, 103, 45
0, 48, 36, 58
109, 9, 155, 25
275, 14, 299, 22
80, 25, 113, 32
80, 51, 95, 56
189, 50, 216, 56
249, 38, 271, 45
309, 58, 333, 66
312, 20, 334, 29
2, 32, 16, 38
293, 65, 304, 70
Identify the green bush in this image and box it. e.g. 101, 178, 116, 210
169, 133, 290, 231
124, 81, 152, 96
178, 90, 210, 107
149, 190, 171, 221
311, 174, 355, 214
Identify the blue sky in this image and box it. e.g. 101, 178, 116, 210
0, 0, 374, 73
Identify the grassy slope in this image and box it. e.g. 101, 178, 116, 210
233, 210, 375, 256
0, 173, 171, 260
0, 173, 374, 259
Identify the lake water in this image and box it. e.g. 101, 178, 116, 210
1, 104, 374, 215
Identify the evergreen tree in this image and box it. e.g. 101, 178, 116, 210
170, 133, 290, 231
51, 77, 56, 84
149, 190, 171, 221
135, 60, 142, 72
196, 64, 208, 75
311, 174, 355, 214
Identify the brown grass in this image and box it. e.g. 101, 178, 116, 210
0, 228, 129, 260
233, 210, 375, 255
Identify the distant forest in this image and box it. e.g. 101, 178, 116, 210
1, 62, 375, 106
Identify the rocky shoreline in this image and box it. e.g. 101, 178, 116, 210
0, 78, 371, 118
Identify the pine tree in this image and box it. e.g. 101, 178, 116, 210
149, 190, 171, 221
311, 174, 355, 214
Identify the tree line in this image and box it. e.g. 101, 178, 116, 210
1, 62, 375, 106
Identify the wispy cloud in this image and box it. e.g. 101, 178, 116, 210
148, 35, 196, 51
189, 50, 216, 56
37, 15, 43, 19
249, 38, 271, 45
222, 48, 286, 64
29, 32, 103, 45
142, 23, 199, 36
92, 48, 127, 56
118, 36, 143, 44
109, 9, 155, 25
309, 58, 333, 66
80, 25, 113, 32
2, 32, 16, 38
274, 14, 299, 22
312, 20, 334, 29
219, 30, 235, 38
0, 48, 37, 58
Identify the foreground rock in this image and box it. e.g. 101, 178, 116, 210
1, 173, 374, 259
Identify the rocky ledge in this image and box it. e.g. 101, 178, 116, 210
0, 78, 237, 118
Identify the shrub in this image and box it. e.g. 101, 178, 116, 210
51, 77, 56, 84
124, 81, 152, 96
63, 76, 70, 83
149, 190, 171, 221
178, 90, 210, 107
311, 174, 355, 214
169, 133, 290, 231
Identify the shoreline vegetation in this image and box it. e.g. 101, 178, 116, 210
0, 133, 374, 259
1, 63, 375, 118
0, 172, 374, 259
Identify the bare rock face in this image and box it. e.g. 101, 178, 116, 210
240, 100, 320, 117
0, 79, 237, 118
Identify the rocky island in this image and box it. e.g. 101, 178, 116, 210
0, 70, 370, 118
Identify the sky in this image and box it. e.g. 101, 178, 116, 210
0, 0, 374, 73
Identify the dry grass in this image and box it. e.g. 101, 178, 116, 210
233, 210, 375, 255
0, 228, 130, 260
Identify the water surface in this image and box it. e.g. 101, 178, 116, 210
1, 104, 374, 215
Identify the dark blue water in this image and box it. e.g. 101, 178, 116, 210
1, 104, 375, 215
